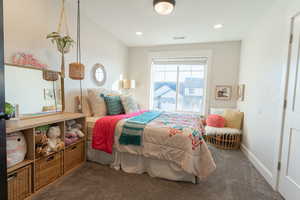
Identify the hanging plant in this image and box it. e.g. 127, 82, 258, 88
47, 32, 74, 54
46, 0, 73, 78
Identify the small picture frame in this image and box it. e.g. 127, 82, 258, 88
215, 85, 232, 100
238, 84, 245, 101
44, 88, 55, 101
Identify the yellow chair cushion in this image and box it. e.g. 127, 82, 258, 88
222, 109, 244, 129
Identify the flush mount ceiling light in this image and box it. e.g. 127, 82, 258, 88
214, 24, 224, 29
136, 32, 143, 36
153, 0, 176, 15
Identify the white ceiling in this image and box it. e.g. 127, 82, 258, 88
82, 0, 276, 47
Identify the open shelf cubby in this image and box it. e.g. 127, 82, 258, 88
6, 113, 86, 200
7, 128, 35, 174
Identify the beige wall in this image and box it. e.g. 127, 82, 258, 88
128, 41, 241, 111
4, 0, 128, 112
238, 0, 300, 189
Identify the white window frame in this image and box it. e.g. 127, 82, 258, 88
148, 50, 212, 115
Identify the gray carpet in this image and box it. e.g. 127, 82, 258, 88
33, 146, 283, 200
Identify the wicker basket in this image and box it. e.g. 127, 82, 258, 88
43, 70, 59, 81
8, 164, 32, 200
204, 134, 241, 150
35, 152, 63, 191
69, 62, 85, 80
64, 141, 84, 172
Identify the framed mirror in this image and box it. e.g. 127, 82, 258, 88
92, 63, 106, 86
5, 63, 64, 119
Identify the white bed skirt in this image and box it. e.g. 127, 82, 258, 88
87, 141, 196, 183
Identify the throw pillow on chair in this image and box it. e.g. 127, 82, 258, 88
206, 114, 226, 128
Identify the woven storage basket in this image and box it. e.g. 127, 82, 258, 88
35, 152, 63, 190
69, 62, 85, 80
204, 134, 241, 150
43, 70, 59, 81
8, 164, 32, 200
64, 141, 84, 172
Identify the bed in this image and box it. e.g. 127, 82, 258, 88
78, 90, 216, 184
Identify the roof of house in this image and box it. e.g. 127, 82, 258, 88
154, 78, 204, 98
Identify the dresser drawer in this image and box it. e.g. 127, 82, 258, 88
8, 164, 32, 200
64, 141, 84, 172
35, 152, 63, 191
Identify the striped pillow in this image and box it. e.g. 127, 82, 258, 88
102, 94, 124, 115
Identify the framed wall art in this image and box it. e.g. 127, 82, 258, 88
215, 85, 232, 100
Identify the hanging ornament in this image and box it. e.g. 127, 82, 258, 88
47, 0, 74, 78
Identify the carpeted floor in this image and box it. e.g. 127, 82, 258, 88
33, 146, 283, 200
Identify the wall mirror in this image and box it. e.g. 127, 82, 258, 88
92, 63, 106, 86
5, 64, 64, 118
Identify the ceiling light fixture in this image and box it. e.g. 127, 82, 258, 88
214, 24, 224, 29
153, 0, 176, 15
136, 32, 143, 36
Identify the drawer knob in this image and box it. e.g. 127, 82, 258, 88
71, 146, 77, 150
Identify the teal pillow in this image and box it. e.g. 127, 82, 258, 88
102, 94, 124, 115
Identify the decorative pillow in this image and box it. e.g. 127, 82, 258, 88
205, 126, 241, 135
222, 109, 244, 129
120, 95, 139, 114
206, 115, 226, 128
7, 132, 27, 168
87, 89, 107, 116
87, 88, 121, 116
102, 95, 124, 115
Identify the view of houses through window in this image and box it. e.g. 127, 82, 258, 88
151, 58, 207, 113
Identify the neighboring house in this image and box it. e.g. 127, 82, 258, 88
154, 83, 179, 110
154, 78, 204, 112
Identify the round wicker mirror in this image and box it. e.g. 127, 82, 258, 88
92, 63, 106, 86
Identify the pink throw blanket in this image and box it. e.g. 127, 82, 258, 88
92, 110, 146, 154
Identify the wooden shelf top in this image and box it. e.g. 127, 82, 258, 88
6, 112, 86, 134
7, 159, 33, 174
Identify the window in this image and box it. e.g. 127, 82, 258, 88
151, 58, 207, 113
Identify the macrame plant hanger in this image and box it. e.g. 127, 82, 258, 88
69, 0, 85, 113
57, 0, 70, 78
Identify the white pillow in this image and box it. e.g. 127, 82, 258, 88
121, 95, 139, 114
205, 126, 241, 135
87, 89, 107, 116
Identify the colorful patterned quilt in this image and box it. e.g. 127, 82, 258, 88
114, 112, 216, 178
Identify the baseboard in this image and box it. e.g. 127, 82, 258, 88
241, 144, 274, 188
